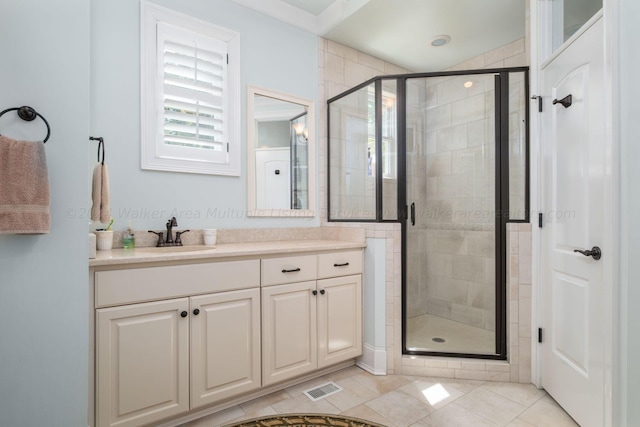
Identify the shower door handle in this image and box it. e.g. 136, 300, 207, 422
410, 202, 415, 226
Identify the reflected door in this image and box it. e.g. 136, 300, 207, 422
404, 74, 498, 356
255, 148, 290, 209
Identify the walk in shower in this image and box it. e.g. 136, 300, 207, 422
328, 68, 528, 359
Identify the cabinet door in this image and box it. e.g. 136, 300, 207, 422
317, 274, 363, 368
96, 299, 189, 427
190, 288, 261, 408
262, 281, 317, 386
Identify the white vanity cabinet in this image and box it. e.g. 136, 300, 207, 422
94, 260, 261, 427
91, 244, 364, 427
261, 251, 363, 386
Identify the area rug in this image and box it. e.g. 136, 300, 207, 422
222, 413, 388, 427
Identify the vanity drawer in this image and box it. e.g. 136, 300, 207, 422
261, 255, 317, 286
317, 250, 363, 279
95, 259, 260, 308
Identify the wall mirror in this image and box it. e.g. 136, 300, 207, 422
247, 85, 315, 217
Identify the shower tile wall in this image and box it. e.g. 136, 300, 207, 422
407, 74, 497, 332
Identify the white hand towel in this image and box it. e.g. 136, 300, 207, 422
0, 135, 50, 234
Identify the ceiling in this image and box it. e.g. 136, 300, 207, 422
233, 0, 526, 72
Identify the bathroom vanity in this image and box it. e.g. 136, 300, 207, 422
89, 238, 365, 427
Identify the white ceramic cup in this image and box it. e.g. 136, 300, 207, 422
203, 229, 217, 246
95, 230, 114, 251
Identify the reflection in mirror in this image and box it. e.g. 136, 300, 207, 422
247, 86, 315, 217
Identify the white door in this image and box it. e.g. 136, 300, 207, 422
540, 17, 607, 427
255, 148, 290, 209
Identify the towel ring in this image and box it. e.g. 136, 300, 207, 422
0, 106, 51, 143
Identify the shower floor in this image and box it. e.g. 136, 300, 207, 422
406, 313, 495, 354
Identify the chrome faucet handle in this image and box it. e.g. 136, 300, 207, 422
175, 230, 190, 245
148, 230, 165, 247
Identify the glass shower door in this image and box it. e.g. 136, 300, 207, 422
405, 74, 498, 356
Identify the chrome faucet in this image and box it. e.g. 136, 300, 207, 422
148, 217, 189, 247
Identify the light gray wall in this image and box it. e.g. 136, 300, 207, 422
619, 0, 640, 424
0, 1, 90, 426
91, 0, 320, 231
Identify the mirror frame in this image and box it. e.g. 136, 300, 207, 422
246, 85, 316, 217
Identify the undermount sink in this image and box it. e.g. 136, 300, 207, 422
137, 245, 215, 253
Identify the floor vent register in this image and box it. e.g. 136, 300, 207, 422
303, 382, 343, 401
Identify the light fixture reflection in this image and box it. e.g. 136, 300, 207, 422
421, 383, 450, 406
292, 122, 308, 144
464, 81, 473, 88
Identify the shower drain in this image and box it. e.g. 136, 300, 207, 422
432, 337, 446, 343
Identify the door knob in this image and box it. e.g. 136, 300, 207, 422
573, 246, 601, 260
180, 311, 188, 318
552, 94, 573, 108
193, 308, 200, 316
312, 290, 318, 296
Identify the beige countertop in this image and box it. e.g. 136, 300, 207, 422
89, 239, 366, 267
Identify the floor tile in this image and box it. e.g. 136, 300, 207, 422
341, 403, 394, 426
399, 378, 465, 409
237, 390, 289, 418
365, 390, 434, 427
417, 402, 500, 427
505, 418, 537, 426
270, 393, 341, 416
454, 387, 527, 425
350, 371, 413, 394
518, 395, 579, 426
480, 382, 546, 407
324, 377, 380, 411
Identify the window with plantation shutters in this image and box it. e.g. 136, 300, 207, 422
141, 2, 240, 176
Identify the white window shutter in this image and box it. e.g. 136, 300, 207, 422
141, 1, 240, 176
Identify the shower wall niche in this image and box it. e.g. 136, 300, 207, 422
328, 68, 528, 359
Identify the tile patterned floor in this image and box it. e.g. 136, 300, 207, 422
180, 366, 579, 427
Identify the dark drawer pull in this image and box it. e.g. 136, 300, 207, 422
282, 268, 301, 273
334, 262, 350, 267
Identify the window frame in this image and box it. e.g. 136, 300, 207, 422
141, 1, 241, 176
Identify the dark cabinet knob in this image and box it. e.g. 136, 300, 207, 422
180, 311, 188, 318
320, 289, 326, 295
312, 290, 318, 296
193, 308, 200, 316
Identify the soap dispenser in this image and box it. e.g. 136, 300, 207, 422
123, 222, 135, 249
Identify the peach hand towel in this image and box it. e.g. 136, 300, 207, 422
90, 162, 111, 224
0, 135, 50, 234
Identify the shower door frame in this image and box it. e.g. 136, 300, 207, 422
326, 66, 530, 360
399, 67, 530, 360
